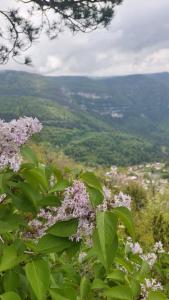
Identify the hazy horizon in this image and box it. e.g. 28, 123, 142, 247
1, 69, 169, 78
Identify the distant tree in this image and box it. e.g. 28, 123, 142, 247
0, 0, 123, 64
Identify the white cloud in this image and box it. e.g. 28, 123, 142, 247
39, 56, 63, 73
1, 0, 169, 76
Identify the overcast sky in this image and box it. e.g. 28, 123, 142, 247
1, 0, 169, 76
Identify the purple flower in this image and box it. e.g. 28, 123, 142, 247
24, 180, 95, 245
0, 117, 42, 171
141, 278, 163, 299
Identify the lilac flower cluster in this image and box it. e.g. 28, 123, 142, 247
98, 190, 131, 212
27, 180, 95, 244
0, 117, 42, 171
125, 238, 164, 299
126, 237, 165, 268
141, 253, 157, 267
57, 180, 92, 220
25, 180, 135, 245
26, 219, 46, 240
25, 208, 58, 240
126, 237, 143, 255
56, 180, 95, 243
103, 186, 111, 200
141, 278, 163, 300
97, 186, 112, 211
153, 241, 165, 254
113, 192, 131, 210
27, 183, 134, 246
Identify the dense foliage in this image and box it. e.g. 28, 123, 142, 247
0, 117, 169, 300
1, 71, 169, 166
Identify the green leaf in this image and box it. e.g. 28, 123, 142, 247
39, 195, 60, 207
14, 182, 40, 212
104, 285, 133, 300
0, 219, 19, 234
0, 205, 10, 220
25, 258, 50, 300
50, 290, 69, 300
81, 172, 102, 191
147, 291, 168, 300
87, 186, 103, 208
137, 261, 150, 281
112, 207, 135, 240
11, 194, 36, 213
48, 219, 78, 237
20, 181, 40, 198
93, 211, 118, 270
115, 257, 134, 273
0, 292, 21, 300
107, 269, 125, 283
60, 287, 77, 300
91, 279, 108, 290
36, 234, 74, 253
130, 279, 140, 299
0, 173, 13, 193
161, 254, 169, 265
3, 270, 19, 292
20, 163, 35, 170
50, 179, 69, 192
21, 146, 38, 165
23, 167, 48, 191
0, 245, 25, 272
80, 276, 91, 300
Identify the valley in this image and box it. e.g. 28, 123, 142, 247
1, 70, 169, 165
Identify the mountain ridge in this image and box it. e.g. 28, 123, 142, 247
0, 70, 169, 165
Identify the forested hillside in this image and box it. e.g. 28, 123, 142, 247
1, 70, 169, 165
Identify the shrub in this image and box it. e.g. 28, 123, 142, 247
124, 182, 147, 211
0, 117, 168, 300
